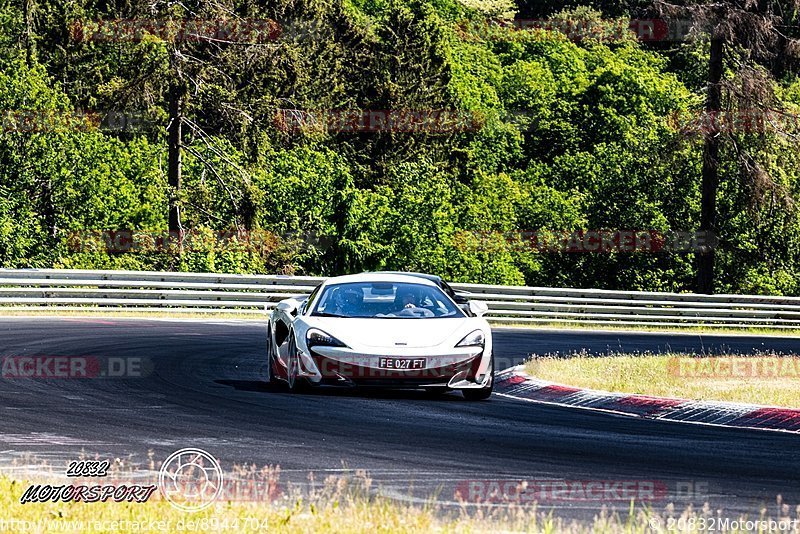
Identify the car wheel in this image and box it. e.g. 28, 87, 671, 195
286, 332, 307, 393
265, 325, 278, 385
462, 353, 493, 401
462, 384, 492, 401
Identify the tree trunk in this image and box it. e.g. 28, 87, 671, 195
696, 37, 724, 294
41, 179, 55, 239
22, 0, 36, 65
167, 81, 183, 237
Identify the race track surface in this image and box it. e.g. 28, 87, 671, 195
1, 318, 798, 518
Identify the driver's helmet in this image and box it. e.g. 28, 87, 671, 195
341, 287, 363, 310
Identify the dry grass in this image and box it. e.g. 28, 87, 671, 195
4, 473, 800, 533
2, 454, 798, 533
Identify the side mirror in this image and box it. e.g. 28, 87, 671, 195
276, 298, 300, 314
468, 300, 489, 317
298, 301, 307, 315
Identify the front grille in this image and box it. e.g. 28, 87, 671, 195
310, 351, 477, 383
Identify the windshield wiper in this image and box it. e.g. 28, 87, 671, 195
312, 312, 348, 318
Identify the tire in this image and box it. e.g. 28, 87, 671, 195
462, 352, 494, 401
265, 325, 279, 385
462, 384, 492, 401
286, 332, 307, 393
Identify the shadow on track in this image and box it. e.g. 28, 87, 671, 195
214, 379, 466, 401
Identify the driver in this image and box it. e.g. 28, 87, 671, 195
390, 288, 435, 317
334, 287, 363, 315
400, 291, 418, 308
393, 288, 422, 313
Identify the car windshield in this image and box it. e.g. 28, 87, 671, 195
311, 281, 464, 319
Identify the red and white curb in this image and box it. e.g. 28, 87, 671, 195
494, 366, 800, 434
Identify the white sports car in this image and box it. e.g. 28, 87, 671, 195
266, 272, 494, 400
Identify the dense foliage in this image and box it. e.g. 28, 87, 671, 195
1, 0, 799, 293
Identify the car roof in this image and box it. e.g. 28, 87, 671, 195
323, 272, 438, 287
361, 271, 443, 284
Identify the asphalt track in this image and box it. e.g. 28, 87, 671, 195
1, 317, 799, 519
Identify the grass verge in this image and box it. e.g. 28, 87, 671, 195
492, 320, 800, 337
2, 473, 797, 533
524, 353, 800, 408
2, 311, 800, 336
0, 309, 267, 320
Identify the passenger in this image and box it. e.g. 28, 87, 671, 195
336, 287, 363, 315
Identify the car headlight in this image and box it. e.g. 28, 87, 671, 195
307, 328, 347, 348
456, 329, 485, 347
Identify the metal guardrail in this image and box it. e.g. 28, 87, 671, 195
1, 268, 800, 328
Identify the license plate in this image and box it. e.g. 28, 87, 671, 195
378, 357, 425, 370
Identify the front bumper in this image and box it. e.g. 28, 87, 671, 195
298, 346, 490, 389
